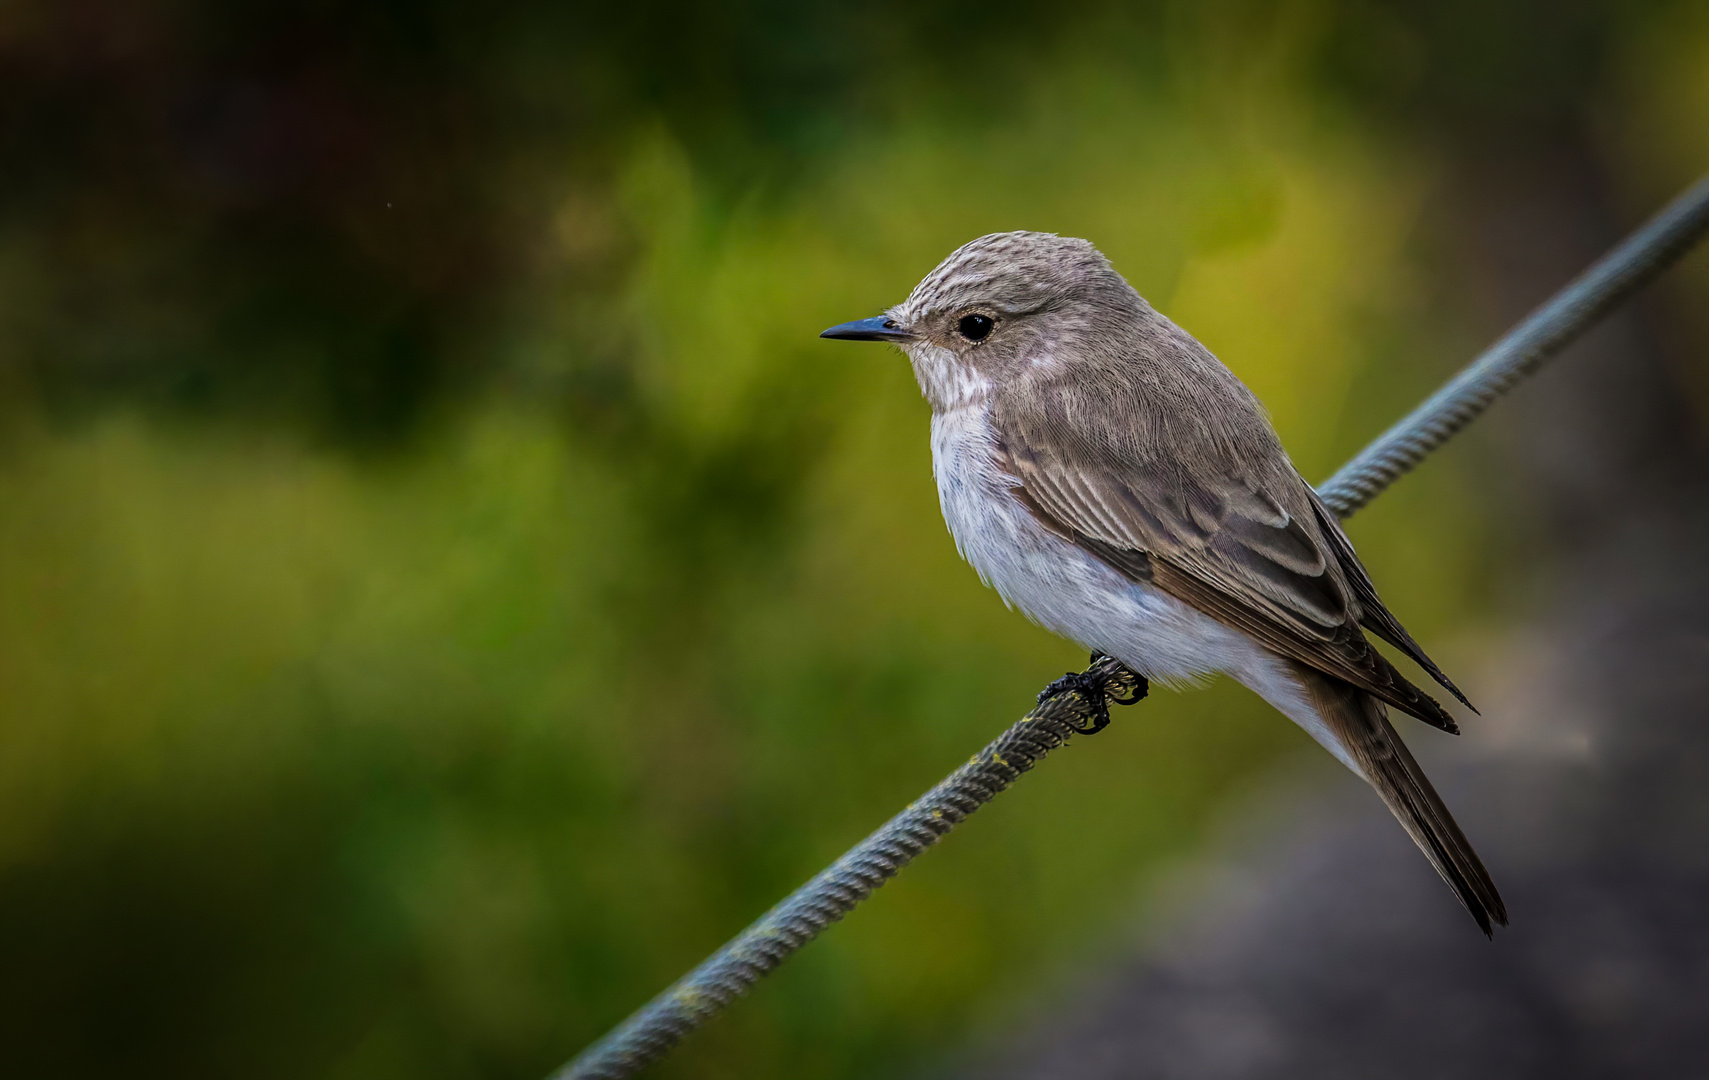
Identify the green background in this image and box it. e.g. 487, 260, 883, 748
2, 2, 1707, 1077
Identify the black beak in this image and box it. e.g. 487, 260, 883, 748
819, 315, 911, 342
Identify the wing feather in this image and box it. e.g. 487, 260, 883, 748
995, 395, 1463, 733
1303, 487, 1477, 711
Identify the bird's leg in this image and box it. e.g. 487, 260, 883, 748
1037, 653, 1149, 735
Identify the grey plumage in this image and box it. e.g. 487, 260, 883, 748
823, 230, 1506, 934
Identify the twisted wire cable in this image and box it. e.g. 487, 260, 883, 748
556, 173, 1709, 1080
1318, 173, 1709, 518
555, 659, 1145, 1080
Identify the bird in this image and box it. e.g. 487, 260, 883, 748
820, 230, 1506, 935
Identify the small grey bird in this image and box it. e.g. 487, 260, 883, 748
822, 231, 1506, 935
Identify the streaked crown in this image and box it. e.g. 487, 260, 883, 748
891, 231, 1126, 324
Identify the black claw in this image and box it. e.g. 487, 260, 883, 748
1037, 671, 1088, 705
1036, 653, 1149, 735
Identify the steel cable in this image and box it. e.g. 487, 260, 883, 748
554, 658, 1144, 1080
1317, 173, 1709, 518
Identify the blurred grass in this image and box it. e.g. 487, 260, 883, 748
0, 3, 1705, 1079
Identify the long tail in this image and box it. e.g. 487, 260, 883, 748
1292, 663, 1508, 936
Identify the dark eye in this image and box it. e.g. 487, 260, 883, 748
957, 313, 994, 342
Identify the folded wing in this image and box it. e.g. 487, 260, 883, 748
995, 392, 1466, 732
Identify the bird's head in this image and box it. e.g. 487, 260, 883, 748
820, 231, 1143, 412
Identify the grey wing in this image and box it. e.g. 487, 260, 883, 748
996, 396, 1463, 733
1303, 486, 1475, 711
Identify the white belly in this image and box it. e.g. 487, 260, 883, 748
930, 407, 1242, 682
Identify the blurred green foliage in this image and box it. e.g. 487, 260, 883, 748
0, 2, 1706, 1078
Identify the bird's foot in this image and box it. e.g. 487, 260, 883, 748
1037, 653, 1148, 735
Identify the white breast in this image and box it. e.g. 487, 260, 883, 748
930, 405, 1277, 690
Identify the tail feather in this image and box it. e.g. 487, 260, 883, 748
1294, 664, 1508, 936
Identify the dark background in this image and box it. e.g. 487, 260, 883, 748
1, 2, 1706, 1077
